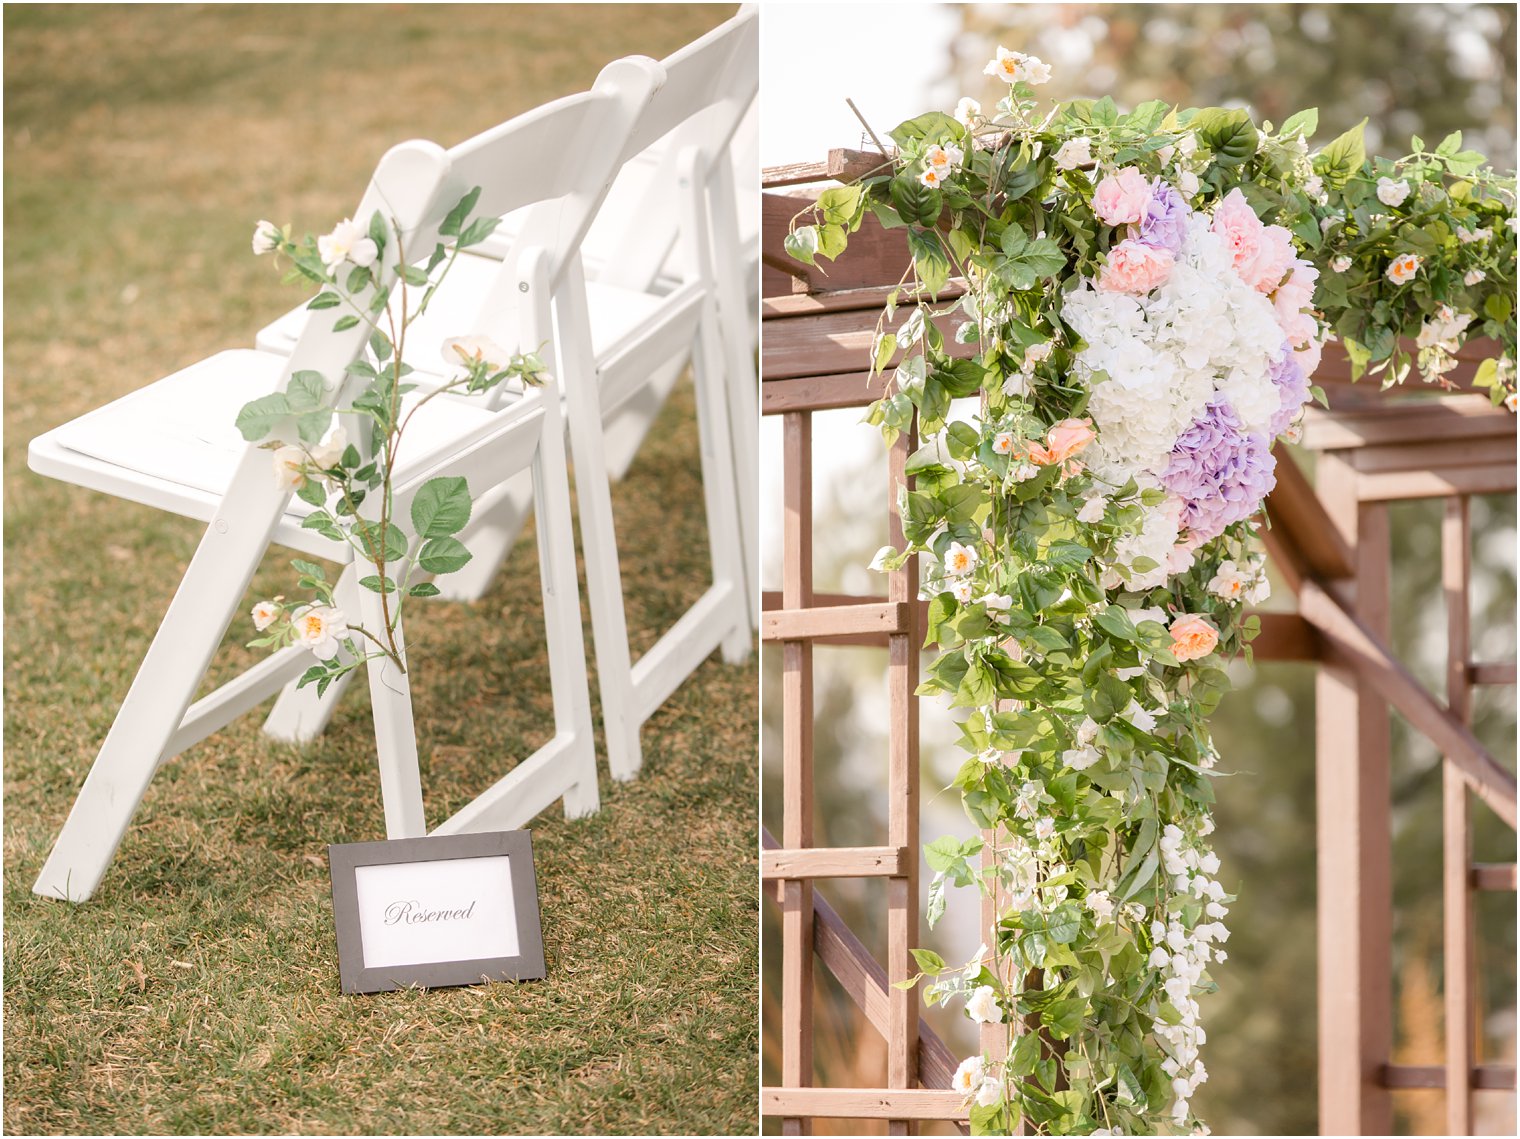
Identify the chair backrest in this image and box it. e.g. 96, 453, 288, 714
596, 5, 758, 292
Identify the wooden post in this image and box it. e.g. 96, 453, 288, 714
782, 412, 815, 1135
1315, 450, 1394, 1135
1442, 496, 1475, 1135
887, 427, 921, 1135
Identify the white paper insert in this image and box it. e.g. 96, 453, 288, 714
353, 855, 519, 969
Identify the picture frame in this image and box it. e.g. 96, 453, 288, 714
328, 830, 546, 994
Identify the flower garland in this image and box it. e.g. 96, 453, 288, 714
789, 49, 1517, 1137
238, 193, 546, 691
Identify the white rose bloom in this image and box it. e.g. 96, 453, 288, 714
251, 219, 282, 256
1177, 168, 1201, 197
952, 1055, 986, 1098
1376, 177, 1411, 207
1002, 370, 1032, 398
950, 578, 975, 604
272, 444, 308, 490
1086, 889, 1115, 921
1330, 255, 1353, 272
1054, 136, 1093, 171
251, 600, 280, 631
954, 97, 981, 127
966, 984, 1003, 1024
1010, 460, 1040, 482
974, 1072, 1005, 1108
982, 592, 1014, 612
1024, 340, 1054, 364
1063, 744, 1101, 770
1077, 492, 1108, 523
308, 426, 348, 471
290, 605, 348, 660
1206, 559, 1252, 602
317, 217, 379, 273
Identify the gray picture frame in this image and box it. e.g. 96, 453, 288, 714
328, 829, 546, 994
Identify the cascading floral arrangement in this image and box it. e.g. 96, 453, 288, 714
235, 194, 545, 693
788, 47, 1517, 1137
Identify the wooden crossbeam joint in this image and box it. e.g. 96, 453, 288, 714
762, 602, 909, 642
1378, 1062, 1517, 1090
1470, 862, 1518, 891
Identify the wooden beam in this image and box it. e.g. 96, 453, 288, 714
781, 411, 815, 1136
1441, 497, 1474, 1135
761, 846, 908, 879
1470, 863, 1517, 891
1300, 393, 1513, 451
1314, 452, 1393, 1135
1346, 435, 1517, 475
1468, 661, 1517, 686
760, 829, 963, 1095
1265, 446, 1355, 582
762, 1089, 968, 1121
1298, 576, 1518, 829
1356, 464, 1516, 501
762, 302, 975, 382
764, 281, 968, 319
762, 148, 893, 189
763, 602, 908, 642
1378, 1063, 1518, 1090
762, 371, 886, 415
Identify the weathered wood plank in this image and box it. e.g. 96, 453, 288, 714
762, 1089, 968, 1121
1378, 1063, 1518, 1089
1441, 496, 1474, 1135
762, 602, 908, 642
761, 846, 908, 880
1301, 392, 1513, 451
763, 301, 974, 381
762, 371, 887, 415
1356, 464, 1517, 501
1470, 863, 1518, 890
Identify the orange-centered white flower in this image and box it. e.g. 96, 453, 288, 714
1385, 252, 1421, 285
919, 166, 945, 190
944, 541, 978, 577
291, 605, 347, 661
992, 432, 1017, 455
251, 600, 280, 631
272, 444, 308, 491
925, 144, 962, 174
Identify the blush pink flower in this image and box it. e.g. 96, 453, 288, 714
1212, 189, 1298, 292
1028, 417, 1096, 465
1091, 167, 1151, 227
1097, 239, 1174, 294
1168, 614, 1219, 662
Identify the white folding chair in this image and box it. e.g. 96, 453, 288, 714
253, 6, 759, 621
26, 57, 666, 902
254, 8, 760, 781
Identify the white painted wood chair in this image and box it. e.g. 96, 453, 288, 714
26, 57, 666, 902
255, 7, 760, 781
253, 6, 759, 623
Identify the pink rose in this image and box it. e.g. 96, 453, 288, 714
1168, 614, 1219, 663
1294, 335, 1324, 377
1246, 224, 1297, 293
1212, 188, 1295, 292
1091, 167, 1151, 227
1097, 239, 1174, 294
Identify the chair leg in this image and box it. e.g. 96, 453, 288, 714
533, 385, 600, 817
355, 582, 427, 839
603, 357, 685, 483
262, 564, 362, 742
33, 455, 291, 902
710, 157, 761, 630
557, 259, 643, 780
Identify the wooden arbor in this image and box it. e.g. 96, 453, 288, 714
759, 151, 1518, 1134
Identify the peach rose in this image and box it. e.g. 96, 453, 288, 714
1028, 417, 1096, 465
1091, 167, 1151, 227
1168, 614, 1219, 662
1097, 239, 1174, 294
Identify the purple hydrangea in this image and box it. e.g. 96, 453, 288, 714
1135, 178, 1190, 254
1161, 399, 1277, 542
1266, 342, 1309, 438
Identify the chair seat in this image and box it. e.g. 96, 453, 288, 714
29, 349, 501, 559
256, 254, 671, 369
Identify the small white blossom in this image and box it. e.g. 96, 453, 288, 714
1033, 816, 1056, 842
251, 600, 280, 631
317, 217, 378, 273
966, 984, 1004, 1024
290, 605, 348, 661
944, 541, 978, 576
1465, 268, 1487, 286
1457, 225, 1492, 244
1054, 136, 1093, 171
992, 431, 1017, 455
954, 97, 981, 127
272, 444, 308, 490
1330, 255, 1353, 272
1177, 169, 1201, 197
1375, 177, 1410, 207
1086, 889, 1115, 921
251, 219, 282, 256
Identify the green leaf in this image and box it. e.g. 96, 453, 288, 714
1317, 117, 1367, 188
295, 476, 326, 508
909, 948, 946, 975
291, 559, 327, 581
307, 291, 341, 310
783, 226, 818, 266
1435, 130, 1463, 156
817, 184, 865, 227
408, 582, 442, 598
890, 174, 941, 227
332, 314, 360, 332
398, 264, 430, 287
296, 408, 332, 446
286, 370, 327, 411
295, 665, 328, 691
1192, 107, 1257, 166
418, 535, 472, 575
872, 331, 898, 375
234, 393, 292, 441
1042, 996, 1086, 1040
410, 475, 473, 539
440, 185, 482, 238
888, 110, 964, 149
1280, 107, 1318, 140
459, 216, 500, 248
359, 575, 397, 594
907, 227, 950, 296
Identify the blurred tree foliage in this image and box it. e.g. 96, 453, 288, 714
763, 7, 1515, 1135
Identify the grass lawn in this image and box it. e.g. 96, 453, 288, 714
3, 5, 756, 1134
